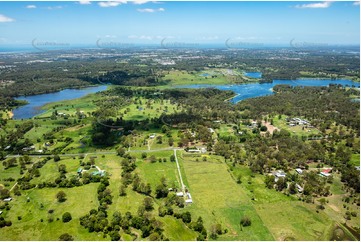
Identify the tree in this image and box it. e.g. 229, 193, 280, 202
109, 230, 121, 241
62, 212, 72, 223
58, 164, 67, 174
170, 154, 176, 162
168, 137, 174, 146
264, 175, 274, 189
155, 184, 169, 199
58, 233, 74, 241
318, 198, 327, 210
182, 211, 192, 223
116, 147, 126, 157
150, 155, 157, 163
141, 152, 147, 159
276, 177, 287, 191
143, 197, 154, 211
289, 182, 297, 194
56, 191, 67, 202
0, 188, 10, 199
54, 155, 60, 162
119, 184, 126, 196
240, 216, 251, 227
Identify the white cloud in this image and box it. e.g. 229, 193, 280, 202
98, 1, 127, 8
133, 0, 151, 4
78, 1, 91, 5
47, 6, 63, 10
137, 7, 164, 13
353, 1, 360, 6
26, 5, 37, 9
295, 1, 332, 9
0, 14, 15, 23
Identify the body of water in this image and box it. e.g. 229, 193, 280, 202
176, 79, 360, 103
244, 72, 262, 78
13, 85, 108, 119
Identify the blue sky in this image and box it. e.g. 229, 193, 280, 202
0, 1, 359, 47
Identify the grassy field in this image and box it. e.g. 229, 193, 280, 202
0, 185, 102, 241
228, 162, 336, 241
179, 154, 274, 240
272, 114, 321, 137
161, 69, 246, 86
37, 92, 101, 119
120, 98, 180, 121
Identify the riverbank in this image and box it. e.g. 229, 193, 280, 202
8, 111, 13, 119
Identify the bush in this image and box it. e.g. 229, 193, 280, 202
260, 126, 267, 132
62, 212, 72, 223
59, 233, 74, 241
240, 216, 251, 227
56, 191, 67, 202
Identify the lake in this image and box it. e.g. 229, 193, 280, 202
176, 79, 360, 103
244, 72, 262, 78
13, 85, 108, 119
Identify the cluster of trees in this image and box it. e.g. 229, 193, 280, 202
97, 178, 112, 205
0, 217, 12, 228
238, 85, 360, 132
80, 209, 166, 240
0, 121, 34, 153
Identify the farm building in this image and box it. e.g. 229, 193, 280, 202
320, 168, 332, 177
273, 170, 286, 178
3, 197, 12, 202
296, 184, 304, 193
185, 199, 193, 204
176, 192, 184, 197
92, 170, 106, 176
273, 170, 286, 182
295, 168, 303, 174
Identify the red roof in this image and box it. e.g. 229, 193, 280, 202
322, 168, 332, 173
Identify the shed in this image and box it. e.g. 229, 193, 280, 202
295, 168, 303, 174
3, 197, 12, 202
176, 192, 184, 197
185, 199, 193, 204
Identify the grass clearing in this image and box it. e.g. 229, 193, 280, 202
180, 154, 273, 240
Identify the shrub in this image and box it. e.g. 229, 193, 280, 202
62, 212, 72, 223
59, 233, 74, 241
240, 216, 251, 227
